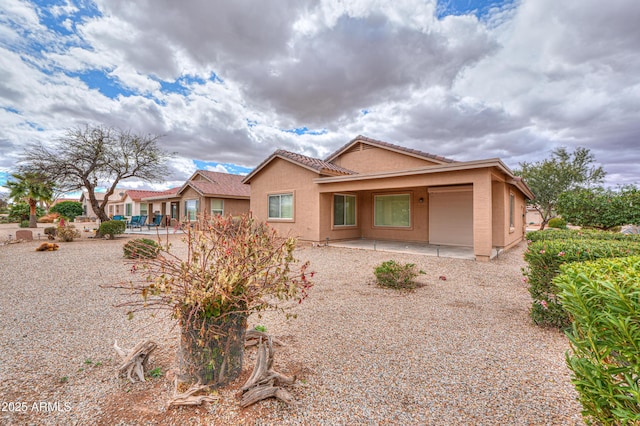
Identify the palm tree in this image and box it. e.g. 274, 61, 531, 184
6, 172, 54, 228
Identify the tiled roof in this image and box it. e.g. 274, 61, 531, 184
186, 171, 250, 197
325, 135, 456, 164
274, 150, 356, 175
125, 189, 174, 201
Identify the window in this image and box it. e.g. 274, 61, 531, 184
211, 199, 224, 216
509, 193, 515, 229
125, 203, 132, 216
268, 193, 293, 219
140, 204, 148, 216
184, 199, 199, 221
334, 194, 356, 226
374, 194, 410, 227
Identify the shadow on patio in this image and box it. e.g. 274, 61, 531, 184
327, 239, 500, 260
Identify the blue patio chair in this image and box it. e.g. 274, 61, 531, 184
126, 215, 140, 229
147, 214, 164, 230
132, 215, 147, 230
113, 215, 124, 221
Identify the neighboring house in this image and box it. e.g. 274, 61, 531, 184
80, 190, 115, 219
174, 170, 250, 222
140, 170, 250, 224
526, 206, 543, 226
140, 187, 181, 225
243, 135, 534, 261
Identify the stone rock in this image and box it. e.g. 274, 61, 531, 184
15, 230, 34, 241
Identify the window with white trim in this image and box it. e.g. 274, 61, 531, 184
374, 194, 410, 227
211, 199, 224, 216
125, 203, 132, 216
334, 194, 356, 226
268, 193, 293, 219
509, 193, 515, 229
185, 199, 199, 221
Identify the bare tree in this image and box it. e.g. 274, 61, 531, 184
20, 125, 172, 223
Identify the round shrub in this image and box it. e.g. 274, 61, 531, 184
123, 238, 159, 259
548, 217, 567, 229
99, 220, 126, 239
374, 260, 425, 290
44, 226, 57, 240
57, 225, 81, 242
19, 220, 30, 228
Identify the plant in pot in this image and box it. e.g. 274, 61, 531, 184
114, 214, 312, 387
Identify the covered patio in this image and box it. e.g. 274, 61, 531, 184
327, 238, 498, 260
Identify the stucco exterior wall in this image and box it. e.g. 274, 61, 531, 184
492, 181, 506, 247
203, 197, 249, 217
331, 145, 440, 173
319, 187, 430, 242
248, 158, 320, 241
504, 189, 527, 249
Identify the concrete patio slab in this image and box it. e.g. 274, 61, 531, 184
327, 239, 499, 260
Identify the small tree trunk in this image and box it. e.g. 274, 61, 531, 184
179, 312, 247, 387
29, 199, 38, 228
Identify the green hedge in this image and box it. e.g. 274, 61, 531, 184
556, 256, 640, 425
523, 239, 640, 328
527, 229, 640, 243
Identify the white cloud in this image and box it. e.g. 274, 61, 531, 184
0, 0, 638, 186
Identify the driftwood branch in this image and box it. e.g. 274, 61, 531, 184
240, 335, 298, 408
245, 329, 285, 347
114, 340, 157, 383
167, 377, 219, 408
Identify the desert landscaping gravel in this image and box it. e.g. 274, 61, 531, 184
0, 229, 584, 425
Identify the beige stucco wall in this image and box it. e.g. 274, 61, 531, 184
203, 197, 249, 217
491, 179, 527, 251
178, 187, 249, 219
492, 181, 506, 247
331, 145, 440, 173
248, 158, 321, 241
319, 187, 430, 242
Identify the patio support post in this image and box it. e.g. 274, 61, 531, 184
473, 174, 493, 262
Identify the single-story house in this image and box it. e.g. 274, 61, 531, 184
242, 135, 534, 261
103, 189, 176, 225
141, 170, 250, 223
80, 190, 120, 220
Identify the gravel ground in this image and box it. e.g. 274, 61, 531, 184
0, 233, 584, 425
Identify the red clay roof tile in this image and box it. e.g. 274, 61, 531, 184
186, 171, 250, 197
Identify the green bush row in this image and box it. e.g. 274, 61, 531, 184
527, 228, 640, 243
556, 256, 640, 425
523, 239, 640, 328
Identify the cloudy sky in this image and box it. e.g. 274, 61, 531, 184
1, 0, 638, 193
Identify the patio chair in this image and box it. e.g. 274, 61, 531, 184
132, 215, 148, 230
146, 214, 164, 230
126, 215, 140, 229
113, 215, 124, 221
